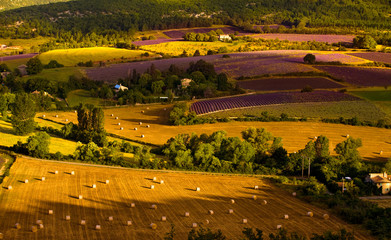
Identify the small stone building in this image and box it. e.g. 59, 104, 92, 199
365, 172, 391, 194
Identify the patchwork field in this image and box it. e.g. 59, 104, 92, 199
252, 34, 355, 44
40, 104, 391, 161
315, 66, 391, 86
237, 77, 345, 91
163, 26, 249, 38
190, 91, 360, 114
86, 50, 364, 81
205, 101, 386, 122
347, 52, 391, 65
38, 47, 157, 66
0, 157, 372, 240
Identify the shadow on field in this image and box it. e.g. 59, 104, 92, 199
97, 181, 107, 184
84, 185, 93, 189
363, 156, 388, 162
184, 188, 196, 191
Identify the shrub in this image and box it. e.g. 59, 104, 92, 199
303, 54, 316, 64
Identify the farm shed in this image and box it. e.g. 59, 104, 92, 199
219, 34, 232, 41
114, 84, 128, 92
365, 172, 391, 194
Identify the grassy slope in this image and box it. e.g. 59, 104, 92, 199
0, 157, 372, 240
66, 89, 106, 108
26, 67, 81, 83
38, 47, 156, 66
350, 88, 391, 120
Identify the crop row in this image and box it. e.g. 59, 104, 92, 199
190, 91, 361, 115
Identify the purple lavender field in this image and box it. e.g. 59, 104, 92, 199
190, 91, 360, 114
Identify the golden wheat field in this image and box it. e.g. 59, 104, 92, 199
0, 157, 372, 240
40, 104, 391, 162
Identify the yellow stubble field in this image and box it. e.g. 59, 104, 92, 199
0, 157, 372, 239
39, 104, 391, 162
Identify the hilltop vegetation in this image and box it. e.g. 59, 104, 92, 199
0, 0, 70, 11
0, 0, 390, 41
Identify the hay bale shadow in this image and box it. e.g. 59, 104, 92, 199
97, 181, 106, 184
185, 188, 196, 192
68, 195, 79, 199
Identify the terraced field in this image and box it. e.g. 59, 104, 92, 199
0, 157, 371, 240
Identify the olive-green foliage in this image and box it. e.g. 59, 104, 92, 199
353, 35, 377, 49
188, 226, 226, 240
10, 93, 36, 135
25, 132, 50, 158
26, 58, 43, 75
303, 53, 316, 64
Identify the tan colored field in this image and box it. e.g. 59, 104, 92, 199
40, 104, 391, 162
0, 158, 371, 240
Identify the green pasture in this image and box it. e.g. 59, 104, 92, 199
0, 57, 29, 70
66, 89, 106, 107
38, 47, 156, 66
26, 67, 82, 83
350, 88, 391, 101
204, 101, 387, 122
0, 37, 51, 50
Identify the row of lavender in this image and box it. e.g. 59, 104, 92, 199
190, 91, 361, 115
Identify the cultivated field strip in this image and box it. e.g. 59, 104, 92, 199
0, 158, 372, 240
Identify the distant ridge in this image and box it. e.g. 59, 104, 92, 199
0, 0, 71, 11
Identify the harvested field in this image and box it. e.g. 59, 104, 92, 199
41, 104, 391, 161
252, 34, 355, 44
190, 91, 360, 114
348, 52, 391, 65
163, 26, 249, 38
132, 38, 182, 46
0, 157, 372, 240
315, 66, 391, 86
237, 77, 345, 91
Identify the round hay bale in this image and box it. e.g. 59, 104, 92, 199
65, 119, 68, 122
111, 114, 114, 117
54, 170, 58, 174
147, 125, 150, 128
139, 122, 142, 125
108, 216, 113, 221
115, 117, 118, 120
92, 184, 96, 188
127, 220, 132, 226
151, 204, 157, 210
323, 214, 329, 220
150, 185, 155, 189
141, 110, 144, 113
262, 200, 268, 205
254, 185, 259, 190
36, 220, 43, 225
7, 185, 12, 190
228, 209, 234, 214
161, 216, 167, 221
284, 215, 289, 219
71, 171, 75, 175
42, 114, 45, 118
160, 180, 164, 184
38, 224, 44, 229
24, 179, 29, 183
346, 134, 349, 138
31, 225, 38, 232
150, 223, 157, 229
48, 210, 53, 215
117, 122, 121, 126
141, 135, 145, 138
134, 127, 138, 131
130, 203, 135, 208
184, 212, 190, 217
292, 192, 296, 197
192, 223, 198, 228
252, 195, 257, 200
277, 225, 282, 229
81, 220, 86, 225
55, 115, 58, 118
152, 177, 157, 181
196, 187, 200, 191
74, 110, 77, 113
205, 219, 210, 224
208, 210, 214, 215
307, 212, 313, 217
15, 223, 21, 229
146, 107, 149, 110
380, 151, 383, 155
0, 232, 3, 239
120, 127, 123, 130
314, 136, 317, 140
95, 225, 101, 230
242, 219, 248, 224
78, 195, 83, 200
105, 180, 109, 184
41, 177, 45, 181
230, 199, 235, 204
65, 215, 71, 221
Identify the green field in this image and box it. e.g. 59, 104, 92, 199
66, 89, 106, 107
25, 66, 82, 83
38, 47, 156, 66
204, 101, 387, 122
0, 37, 51, 52
0, 120, 77, 155
0, 57, 30, 70
350, 88, 391, 119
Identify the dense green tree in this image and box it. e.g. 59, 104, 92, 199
26, 58, 43, 75
241, 127, 274, 156
10, 93, 36, 135
353, 35, 377, 49
303, 54, 316, 64
0, 63, 10, 72
25, 132, 50, 158
188, 226, 226, 240
151, 80, 165, 94
314, 135, 329, 160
